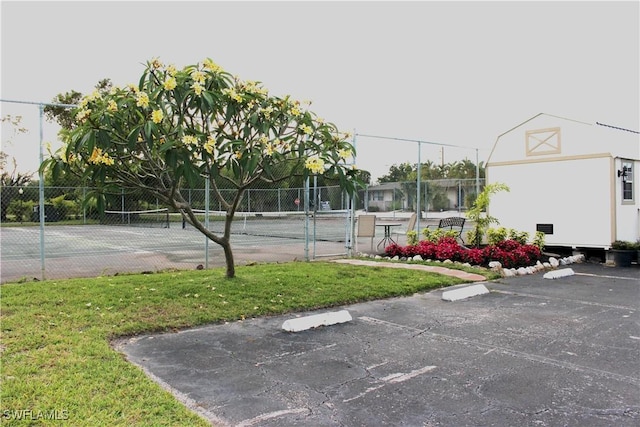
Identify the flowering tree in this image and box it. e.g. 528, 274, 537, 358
43, 58, 363, 278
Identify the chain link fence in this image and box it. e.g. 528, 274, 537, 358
1, 183, 360, 283
1, 179, 484, 283
365, 178, 485, 213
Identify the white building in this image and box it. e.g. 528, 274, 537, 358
485, 113, 639, 249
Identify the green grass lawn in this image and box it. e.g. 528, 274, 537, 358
1, 261, 497, 426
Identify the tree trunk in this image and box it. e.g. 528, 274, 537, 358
221, 239, 236, 278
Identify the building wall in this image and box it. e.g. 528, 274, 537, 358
486, 113, 640, 248
488, 156, 613, 247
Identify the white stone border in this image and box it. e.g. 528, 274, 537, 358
357, 252, 586, 278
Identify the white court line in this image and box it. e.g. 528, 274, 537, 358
103, 230, 145, 236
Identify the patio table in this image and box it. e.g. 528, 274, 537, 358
376, 221, 402, 250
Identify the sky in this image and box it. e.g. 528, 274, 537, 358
1, 0, 639, 183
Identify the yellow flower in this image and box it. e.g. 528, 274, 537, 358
191, 70, 206, 84
136, 92, 149, 108
101, 154, 115, 166
191, 82, 203, 96
107, 100, 118, 112
75, 108, 91, 123
300, 124, 313, 135
264, 142, 275, 156
234, 150, 243, 160
290, 106, 301, 117
89, 147, 103, 164
222, 88, 242, 102
151, 109, 164, 124
86, 90, 102, 102
150, 58, 163, 69
166, 64, 177, 75
338, 149, 352, 159
243, 80, 267, 96
204, 136, 216, 155
261, 106, 274, 118
305, 156, 325, 174
276, 139, 290, 151
202, 58, 222, 73
181, 135, 198, 146
164, 77, 177, 91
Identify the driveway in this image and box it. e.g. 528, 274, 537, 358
116, 262, 639, 426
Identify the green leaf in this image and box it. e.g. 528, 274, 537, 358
127, 126, 142, 150
97, 130, 110, 147
144, 121, 154, 142
159, 139, 174, 152
165, 149, 178, 169
51, 160, 62, 182
246, 154, 260, 176
202, 91, 215, 110
183, 163, 199, 188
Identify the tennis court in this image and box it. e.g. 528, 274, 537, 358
0, 212, 353, 283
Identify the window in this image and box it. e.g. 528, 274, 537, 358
621, 161, 633, 202
370, 191, 384, 201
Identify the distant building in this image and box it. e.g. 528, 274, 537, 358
366, 179, 482, 212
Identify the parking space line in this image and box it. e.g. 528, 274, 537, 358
359, 316, 640, 387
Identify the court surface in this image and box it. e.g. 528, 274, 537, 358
0, 217, 352, 283
117, 262, 640, 426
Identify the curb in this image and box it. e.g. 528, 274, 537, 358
331, 259, 487, 282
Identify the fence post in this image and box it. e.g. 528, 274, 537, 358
277, 188, 281, 213
304, 177, 310, 261
205, 179, 210, 269
38, 104, 46, 280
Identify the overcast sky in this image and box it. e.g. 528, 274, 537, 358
1, 0, 638, 182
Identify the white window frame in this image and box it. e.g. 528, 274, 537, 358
621, 160, 634, 203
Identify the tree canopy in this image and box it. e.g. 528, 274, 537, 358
43, 58, 365, 278
377, 159, 484, 183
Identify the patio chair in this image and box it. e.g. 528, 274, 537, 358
391, 212, 417, 244
356, 214, 376, 253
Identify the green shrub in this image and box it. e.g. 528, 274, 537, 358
486, 227, 508, 245
421, 227, 459, 243
533, 231, 546, 250
508, 228, 529, 245
406, 230, 418, 246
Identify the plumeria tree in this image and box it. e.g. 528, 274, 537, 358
43, 58, 363, 278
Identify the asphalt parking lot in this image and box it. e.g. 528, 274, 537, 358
117, 262, 639, 426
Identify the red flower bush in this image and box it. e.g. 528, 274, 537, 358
384, 237, 542, 269
461, 247, 485, 265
